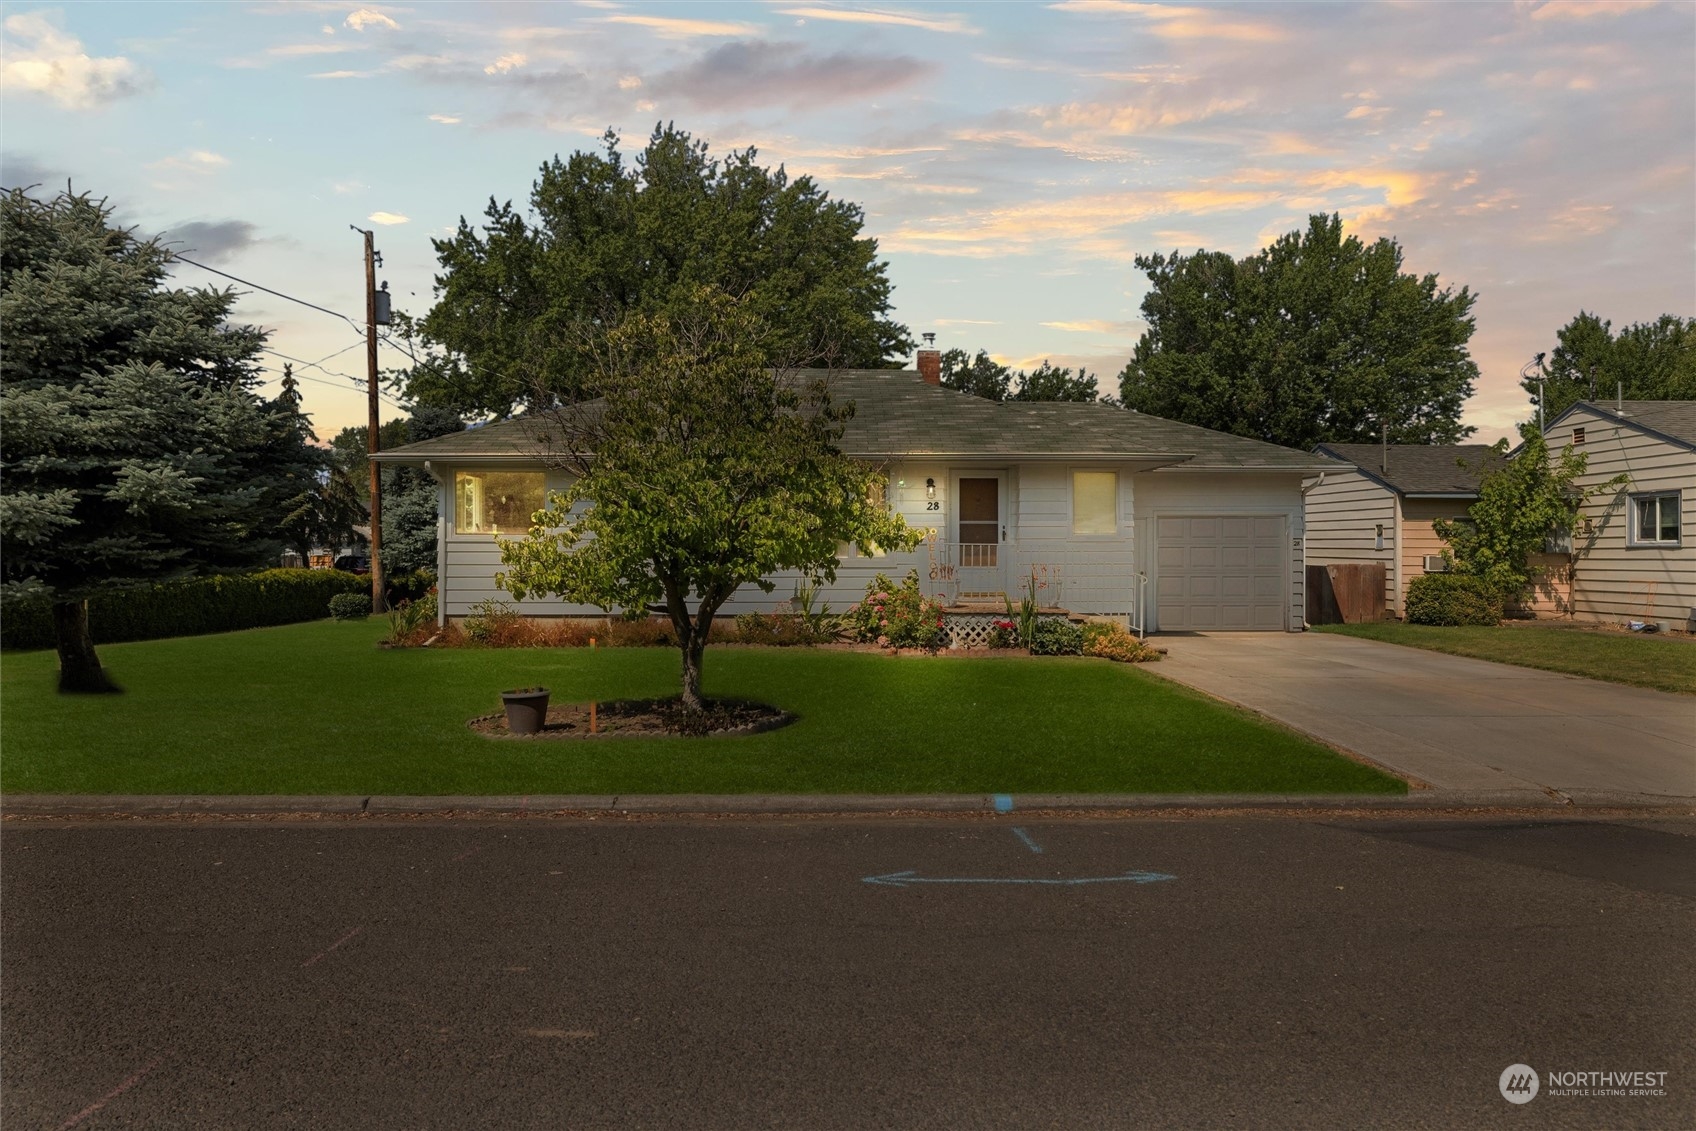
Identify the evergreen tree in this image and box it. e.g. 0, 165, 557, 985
380, 404, 464, 575
1, 187, 278, 691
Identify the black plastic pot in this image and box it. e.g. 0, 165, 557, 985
500, 687, 551, 735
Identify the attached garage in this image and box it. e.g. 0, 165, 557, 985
1154, 515, 1289, 631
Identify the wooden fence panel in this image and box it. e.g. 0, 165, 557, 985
1306, 563, 1386, 625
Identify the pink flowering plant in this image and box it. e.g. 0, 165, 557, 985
847, 571, 948, 650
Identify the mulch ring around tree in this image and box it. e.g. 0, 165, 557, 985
468, 698, 794, 739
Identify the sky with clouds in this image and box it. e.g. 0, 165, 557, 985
3, 0, 1691, 443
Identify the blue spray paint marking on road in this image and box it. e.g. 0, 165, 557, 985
992, 794, 1014, 813
1011, 827, 1043, 854
863, 869, 1175, 888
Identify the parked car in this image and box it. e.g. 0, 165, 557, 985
334, 555, 371, 574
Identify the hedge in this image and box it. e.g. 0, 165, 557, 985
1404, 573, 1504, 627
1, 569, 366, 651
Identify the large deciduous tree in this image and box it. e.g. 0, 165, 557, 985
1118, 214, 1479, 449
1, 187, 287, 691
495, 286, 918, 711
411, 124, 911, 416
940, 349, 1098, 402
1525, 312, 1695, 422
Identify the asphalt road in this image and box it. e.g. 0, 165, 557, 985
3, 815, 1693, 1130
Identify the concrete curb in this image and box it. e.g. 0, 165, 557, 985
4, 791, 1693, 817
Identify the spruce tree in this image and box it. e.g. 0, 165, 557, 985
1, 187, 278, 691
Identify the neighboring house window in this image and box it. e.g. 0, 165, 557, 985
1071, 471, 1117, 535
455, 471, 545, 535
1374, 523, 1384, 551
1631, 492, 1681, 547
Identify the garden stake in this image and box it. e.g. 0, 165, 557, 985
590, 701, 597, 734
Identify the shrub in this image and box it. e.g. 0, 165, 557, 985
988, 618, 1019, 649
462, 598, 523, 644
385, 568, 435, 606
385, 593, 438, 645
1028, 618, 1084, 656
847, 571, 946, 650
602, 617, 675, 648
1082, 622, 1160, 663
329, 592, 372, 621
0, 568, 368, 651
1404, 574, 1504, 627
735, 612, 830, 646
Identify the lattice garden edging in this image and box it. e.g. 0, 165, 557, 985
943, 612, 1073, 650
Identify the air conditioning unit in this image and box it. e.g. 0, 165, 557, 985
1422, 555, 1450, 573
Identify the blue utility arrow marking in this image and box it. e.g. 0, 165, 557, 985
862, 869, 1176, 888
992, 794, 1014, 813
1011, 826, 1043, 854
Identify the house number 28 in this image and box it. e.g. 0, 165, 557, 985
926, 501, 941, 511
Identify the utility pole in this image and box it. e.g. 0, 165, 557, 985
355, 226, 386, 613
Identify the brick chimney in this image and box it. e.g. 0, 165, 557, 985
916, 332, 941, 385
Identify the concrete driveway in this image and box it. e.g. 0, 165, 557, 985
1148, 632, 1696, 801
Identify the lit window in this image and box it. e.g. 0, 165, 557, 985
1632, 493, 1681, 547
455, 471, 545, 535
1072, 471, 1117, 535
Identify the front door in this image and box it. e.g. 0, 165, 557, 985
955, 475, 1004, 597
958, 477, 1001, 565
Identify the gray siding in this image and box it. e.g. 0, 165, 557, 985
1301, 468, 1398, 612
430, 459, 1308, 629
1549, 406, 1696, 625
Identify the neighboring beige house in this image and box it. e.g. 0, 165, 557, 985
1303, 444, 1506, 619
1541, 401, 1695, 630
372, 351, 1337, 636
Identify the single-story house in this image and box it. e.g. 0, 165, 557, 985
371, 350, 1336, 636
1539, 400, 1695, 629
1303, 443, 1506, 618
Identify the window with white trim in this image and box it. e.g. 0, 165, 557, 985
454, 471, 545, 535
1071, 471, 1117, 535
1631, 492, 1681, 547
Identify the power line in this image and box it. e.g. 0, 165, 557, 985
174, 251, 503, 415
171, 254, 365, 333
259, 346, 408, 409
258, 364, 404, 407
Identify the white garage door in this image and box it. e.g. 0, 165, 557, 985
1155, 515, 1287, 631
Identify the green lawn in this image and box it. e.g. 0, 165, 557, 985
0, 620, 1401, 796
1315, 622, 1696, 695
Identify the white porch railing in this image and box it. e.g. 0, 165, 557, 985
918, 536, 1147, 637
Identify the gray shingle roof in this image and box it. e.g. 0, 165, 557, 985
1569, 401, 1696, 451
1312, 443, 1506, 496
373, 369, 1334, 471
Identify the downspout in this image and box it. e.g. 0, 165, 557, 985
1299, 472, 1326, 631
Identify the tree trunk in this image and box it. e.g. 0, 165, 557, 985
52, 600, 120, 694
679, 632, 706, 712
